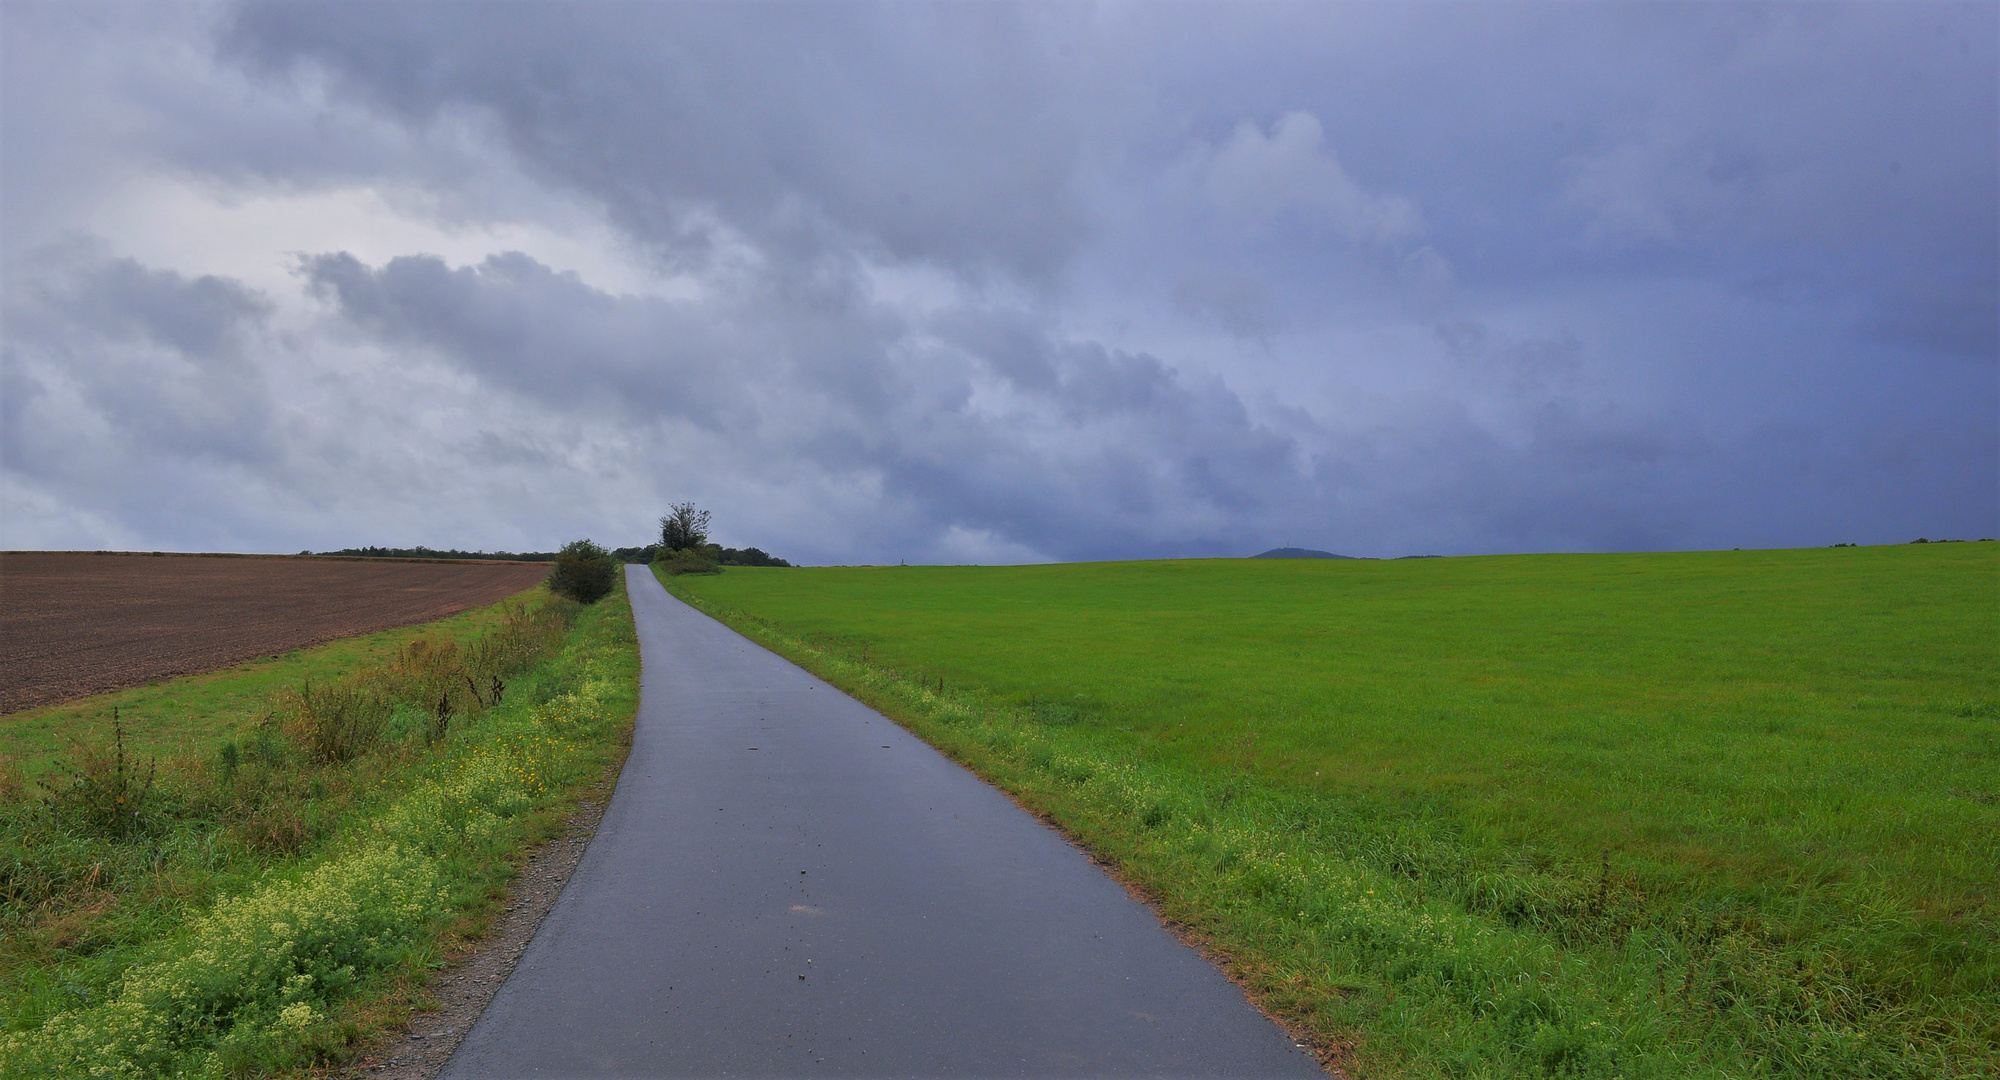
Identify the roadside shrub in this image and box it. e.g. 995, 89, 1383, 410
546, 539, 616, 603
656, 545, 722, 576
278, 679, 393, 765
656, 503, 725, 574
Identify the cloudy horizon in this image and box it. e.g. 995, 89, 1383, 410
3, 1, 1994, 565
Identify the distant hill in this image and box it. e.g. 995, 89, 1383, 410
1251, 547, 1356, 560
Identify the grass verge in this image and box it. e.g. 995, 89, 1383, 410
661, 545, 1997, 1079
3, 598, 544, 782
1, 577, 638, 1079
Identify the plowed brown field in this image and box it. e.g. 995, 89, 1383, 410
0, 552, 551, 715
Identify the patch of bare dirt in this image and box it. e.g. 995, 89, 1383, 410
0, 552, 549, 714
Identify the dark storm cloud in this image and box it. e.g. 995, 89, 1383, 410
288, 242, 1963, 563
2, 2, 1992, 558
1, 240, 294, 549
222, 1, 1088, 281
297, 250, 754, 425
3, 240, 277, 475
292, 246, 1322, 562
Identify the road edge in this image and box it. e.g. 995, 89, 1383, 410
336, 733, 632, 1080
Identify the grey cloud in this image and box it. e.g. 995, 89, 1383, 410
211, 0, 1999, 374
70, 252, 273, 358
1, 242, 300, 550
210, 1, 1995, 319
4, 241, 277, 473
294, 247, 1319, 562
222, 2, 1088, 281
298, 250, 750, 425
3, 242, 693, 553
1171, 273, 1276, 342
1439, 322, 1585, 396
1192, 112, 1424, 248
286, 245, 1958, 564
2, 2, 1991, 559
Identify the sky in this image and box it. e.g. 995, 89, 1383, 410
2, 1, 1993, 565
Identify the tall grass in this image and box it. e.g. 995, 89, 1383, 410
663, 545, 1997, 1078
0, 585, 638, 1079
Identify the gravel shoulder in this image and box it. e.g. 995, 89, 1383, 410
338, 781, 620, 1080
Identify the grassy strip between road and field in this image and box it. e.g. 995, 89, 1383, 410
2, 594, 550, 782
661, 544, 1997, 1080
0, 578, 638, 1080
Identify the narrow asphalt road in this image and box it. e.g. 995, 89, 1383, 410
439, 565, 1327, 1078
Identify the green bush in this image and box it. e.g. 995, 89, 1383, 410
655, 545, 721, 576
546, 539, 616, 603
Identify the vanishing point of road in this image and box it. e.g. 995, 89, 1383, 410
440, 565, 1328, 1078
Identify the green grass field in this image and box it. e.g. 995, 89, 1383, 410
664, 543, 1998, 1078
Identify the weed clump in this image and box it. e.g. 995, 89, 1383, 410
44, 710, 158, 840
279, 679, 393, 765
470, 598, 578, 680
0, 753, 24, 805
384, 636, 474, 743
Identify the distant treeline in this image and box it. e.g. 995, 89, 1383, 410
633, 544, 793, 567
716, 546, 792, 567
311, 546, 556, 562
313, 544, 793, 567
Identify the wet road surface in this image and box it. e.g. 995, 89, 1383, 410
439, 564, 1327, 1078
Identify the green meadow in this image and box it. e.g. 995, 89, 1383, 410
665, 543, 1998, 1078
